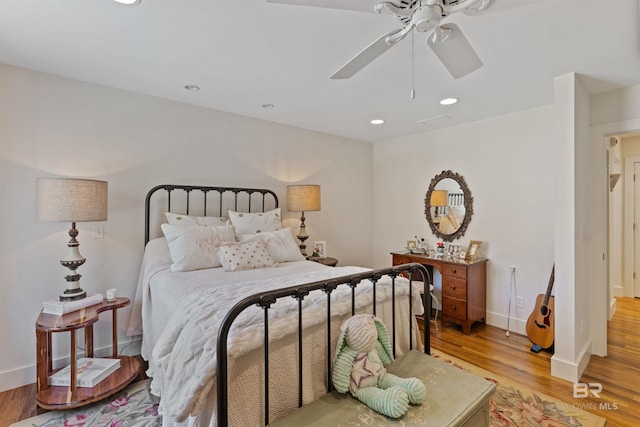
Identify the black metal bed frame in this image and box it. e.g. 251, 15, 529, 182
216, 263, 431, 426
143, 184, 431, 427
144, 184, 279, 245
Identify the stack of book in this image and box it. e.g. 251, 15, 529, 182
48, 357, 121, 387
42, 293, 104, 315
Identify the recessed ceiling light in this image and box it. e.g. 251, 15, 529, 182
370, 119, 385, 125
440, 97, 458, 106
184, 84, 200, 91
114, 0, 140, 4
262, 103, 275, 109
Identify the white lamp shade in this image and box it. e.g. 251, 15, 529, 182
287, 185, 321, 212
36, 178, 108, 222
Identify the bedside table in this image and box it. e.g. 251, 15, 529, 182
35, 297, 141, 410
309, 257, 338, 267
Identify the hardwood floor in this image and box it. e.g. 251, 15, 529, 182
1, 299, 638, 426
427, 296, 639, 427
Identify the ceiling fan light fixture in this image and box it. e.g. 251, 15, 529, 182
431, 26, 452, 44
413, 5, 442, 33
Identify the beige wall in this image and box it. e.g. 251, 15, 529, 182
373, 104, 556, 338
0, 64, 374, 391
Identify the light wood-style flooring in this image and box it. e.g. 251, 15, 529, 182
427, 296, 639, 427
1, 298, 638, 426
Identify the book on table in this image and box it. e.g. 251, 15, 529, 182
42, 293, 104, 315
49, 357, 121, 387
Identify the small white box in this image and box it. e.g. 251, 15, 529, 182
106, 288, 117, 301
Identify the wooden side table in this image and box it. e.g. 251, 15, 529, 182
35, 297, 141, 410
310, 257, 338, 267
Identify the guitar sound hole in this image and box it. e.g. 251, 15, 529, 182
540, 306, 548, 316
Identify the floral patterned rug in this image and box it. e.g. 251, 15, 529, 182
11, 380, 160, 427
431, 349, 607, 427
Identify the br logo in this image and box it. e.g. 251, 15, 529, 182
573, 382, 602, 398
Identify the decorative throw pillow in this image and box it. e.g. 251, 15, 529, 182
216, 239, 276, 271
161, 224, 236, 272
228, 208, 282, 235
238, 228, 305, 263
165, 212, 228, 227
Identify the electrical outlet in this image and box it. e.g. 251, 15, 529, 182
516, 296, 524, 309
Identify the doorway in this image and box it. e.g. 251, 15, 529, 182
611, 133, 640, 299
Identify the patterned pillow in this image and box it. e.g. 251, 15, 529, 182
161, 224, 236, 272
216, 240, 276, 271
238, 228, 305, 263
165, 212, 228, 227
228, 208, 282, 234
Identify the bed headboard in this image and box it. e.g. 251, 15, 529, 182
144, 184, 279, 245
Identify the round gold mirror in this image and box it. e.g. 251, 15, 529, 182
424, 170, 473, 241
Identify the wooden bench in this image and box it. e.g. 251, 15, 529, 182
269, 350, 496, 427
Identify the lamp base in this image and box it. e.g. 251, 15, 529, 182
59, 223, 88, 301
60, 288, 87, 302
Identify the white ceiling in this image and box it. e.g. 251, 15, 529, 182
1, 0, 639, 143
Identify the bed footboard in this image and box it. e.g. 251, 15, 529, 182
216, 262, 431, 427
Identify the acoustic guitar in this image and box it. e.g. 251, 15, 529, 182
525, 265, 555, 349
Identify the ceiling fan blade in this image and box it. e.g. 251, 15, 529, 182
427, 23, 482, 79
266, 0, 377, 13
330, 29, 403, 79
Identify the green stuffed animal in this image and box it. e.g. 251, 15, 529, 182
332, 314, 426, 418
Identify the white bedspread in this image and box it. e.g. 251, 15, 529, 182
128, 238, 424, 425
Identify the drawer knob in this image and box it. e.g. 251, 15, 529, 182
450, 286, 456, 290
451, 305, 457, 311
452, 269, 457, 274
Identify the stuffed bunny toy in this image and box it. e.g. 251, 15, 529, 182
332, 314, 426, 418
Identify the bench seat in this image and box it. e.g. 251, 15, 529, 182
269, 350, 496, 427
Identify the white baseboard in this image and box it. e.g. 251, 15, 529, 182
486, 310, 527, 336
551, 337, 592, 383
0, 337, 142, 393
613, 285, 624, 297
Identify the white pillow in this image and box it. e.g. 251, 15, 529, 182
228, 208, 282, 234
165, 212, 228, 227
161, 224, 236, 272
238, 228, 305, 263
216, 240, 276, 272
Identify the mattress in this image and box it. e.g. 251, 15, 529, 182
128, 238, 423, 427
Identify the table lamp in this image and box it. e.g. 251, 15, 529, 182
430, 189, 448, 220
286, 185, 321, 257
36, 178, 108, 301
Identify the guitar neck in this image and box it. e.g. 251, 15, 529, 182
543, 264, 555, 304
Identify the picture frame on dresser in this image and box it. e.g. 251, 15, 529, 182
466, 240, 482, 261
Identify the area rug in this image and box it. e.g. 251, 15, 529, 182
431, 349, 607, 427
13, 355, 607, 427
10, 380, 160, 427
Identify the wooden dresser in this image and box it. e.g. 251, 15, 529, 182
391, 252, 487, 334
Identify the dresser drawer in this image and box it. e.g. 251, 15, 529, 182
393, 254, 412, 265
442, 263, 467, 280
442, 296, 467, 321
442, 276, 467, 299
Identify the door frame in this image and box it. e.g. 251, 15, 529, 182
624, 156, 640, 297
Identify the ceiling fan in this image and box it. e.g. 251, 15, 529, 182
267, 0, 493, 80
